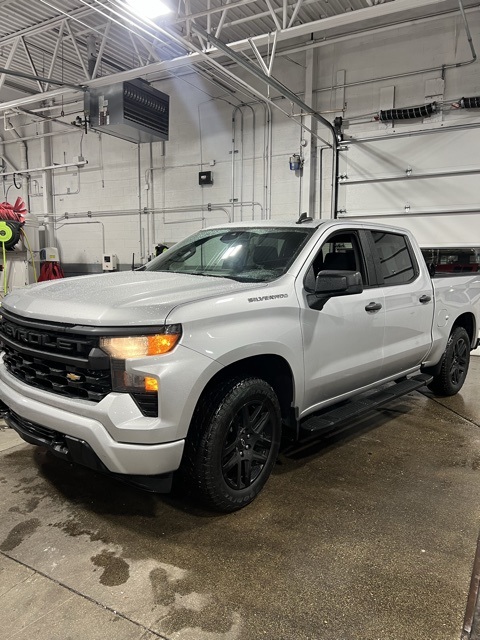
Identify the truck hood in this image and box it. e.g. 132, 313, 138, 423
2, 271, 261, 326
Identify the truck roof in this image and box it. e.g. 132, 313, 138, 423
205, 219, 416, 235
207, 219, 325, 229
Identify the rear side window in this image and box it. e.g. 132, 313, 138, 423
371, 231, 417, 285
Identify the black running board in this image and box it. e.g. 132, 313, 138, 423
300, 374, 432, 439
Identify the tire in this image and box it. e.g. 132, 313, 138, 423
427, 326, 471, 396
182, 377, 282, 512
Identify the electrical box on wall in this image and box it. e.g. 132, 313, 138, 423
199, 171, 213, 186
40, 247, 60, 262
102, 254, 118, 271
86, 79, 169, 144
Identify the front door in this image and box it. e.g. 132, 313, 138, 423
296, 230, 386, 416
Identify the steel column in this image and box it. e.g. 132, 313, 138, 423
300, 48, 317, 218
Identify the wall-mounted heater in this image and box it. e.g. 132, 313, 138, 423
86, 79, 169, 144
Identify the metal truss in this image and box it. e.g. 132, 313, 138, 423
1, 0, 472, 109
0, 0, 392, 98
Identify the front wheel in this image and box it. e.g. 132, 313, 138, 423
183, 377, 282, 512
427, 326, 471, 396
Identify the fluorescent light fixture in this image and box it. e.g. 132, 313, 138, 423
126, 0, 172, 19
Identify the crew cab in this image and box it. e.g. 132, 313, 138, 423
1, 219, 479, 511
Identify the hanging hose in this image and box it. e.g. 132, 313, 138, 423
20, 227, 38, 283
2, 239, 7, 295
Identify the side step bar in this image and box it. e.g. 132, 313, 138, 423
300, 373, 433, 439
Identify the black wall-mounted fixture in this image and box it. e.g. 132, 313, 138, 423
199, 171, 213, 186
86, 79, 169, 144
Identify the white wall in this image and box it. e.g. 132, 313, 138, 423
2, 7, 480, 269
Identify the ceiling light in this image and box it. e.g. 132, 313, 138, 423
126, 0, 172, 19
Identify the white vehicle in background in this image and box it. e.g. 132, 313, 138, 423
1, 218, 479, 511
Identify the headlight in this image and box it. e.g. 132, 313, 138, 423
100, 325, 181, 358
100, 325, 181, 394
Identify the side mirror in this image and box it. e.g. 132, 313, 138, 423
315, 270, 363, 296
307, 270, 363, 310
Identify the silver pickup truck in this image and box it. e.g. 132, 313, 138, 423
1, 219, 479, 511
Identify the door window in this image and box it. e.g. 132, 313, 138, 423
371, 232, 417, 285
305, 232, 365, 291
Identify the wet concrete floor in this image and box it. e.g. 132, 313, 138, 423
1, 359, 480, 640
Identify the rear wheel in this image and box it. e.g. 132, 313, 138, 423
427, 326, 470, 396
183, 377, 281, 512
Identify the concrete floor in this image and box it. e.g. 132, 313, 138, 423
1, 360, 480, 640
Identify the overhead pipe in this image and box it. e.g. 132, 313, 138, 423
457, 0, 477, 64
0, 65, 84, 91
0, 159, 87, 178
0, 135, 19, 173
7, 122, 28, 171
339, 166, 480, 186
0, 128, 83, 145
0, 0, 477, 116
86, 2, 335, 157
190, 23, 339, 219
338, 207, 480, 219
55, 220, 106, 253
55, 202, 272, 224
345, 120, 480, 145
285, 0, 477, 98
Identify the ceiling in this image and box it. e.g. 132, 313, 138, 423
0, 0, 477, 105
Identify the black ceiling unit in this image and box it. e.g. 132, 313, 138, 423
86, 79, 169, 144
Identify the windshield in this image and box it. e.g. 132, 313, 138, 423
143, 227, 314, 282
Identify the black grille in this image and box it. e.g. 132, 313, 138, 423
2, 344, 111, 402
0, 311, 158, 416
0, 311, 111, 402
9, 410, 64, 446
132, 393, 158, 418
123, 81, 169, 137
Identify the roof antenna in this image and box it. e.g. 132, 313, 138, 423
296, 212, 313, 224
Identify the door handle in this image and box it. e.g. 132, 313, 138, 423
365, 302, 382, 312
419, 295, 431, 304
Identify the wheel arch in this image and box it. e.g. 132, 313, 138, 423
192, 354, 297, 432
452, 312, 477, 348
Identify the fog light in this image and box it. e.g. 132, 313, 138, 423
145, 377, 159, 392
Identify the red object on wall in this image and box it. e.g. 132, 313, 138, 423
38, 261, 65, 282
0, 197, 27, 223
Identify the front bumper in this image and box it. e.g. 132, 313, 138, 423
5, 410, 173, 492
0, 363, 184, 476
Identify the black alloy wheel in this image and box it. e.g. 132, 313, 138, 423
183, 377, 282, 512
428, 326, 471, 396
221, 397, 275, 491
449, 333, 469, 387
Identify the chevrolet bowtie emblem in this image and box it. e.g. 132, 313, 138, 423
66, 373, 82, 382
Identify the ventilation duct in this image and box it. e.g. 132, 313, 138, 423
86, 79, 169, 144
378, 103, 437, 122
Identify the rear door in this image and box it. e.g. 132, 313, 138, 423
368, 230, 433, 378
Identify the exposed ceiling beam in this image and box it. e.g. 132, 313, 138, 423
173, 0, 259, 22
0, 5, 95, 46
0, 0, 477, 112
64, 19, 90, 80
0, 38, 21, 92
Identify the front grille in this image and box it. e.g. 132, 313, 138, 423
2, 345, 111, 401
0, 310, 111, 402
0, 310, 158, 416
